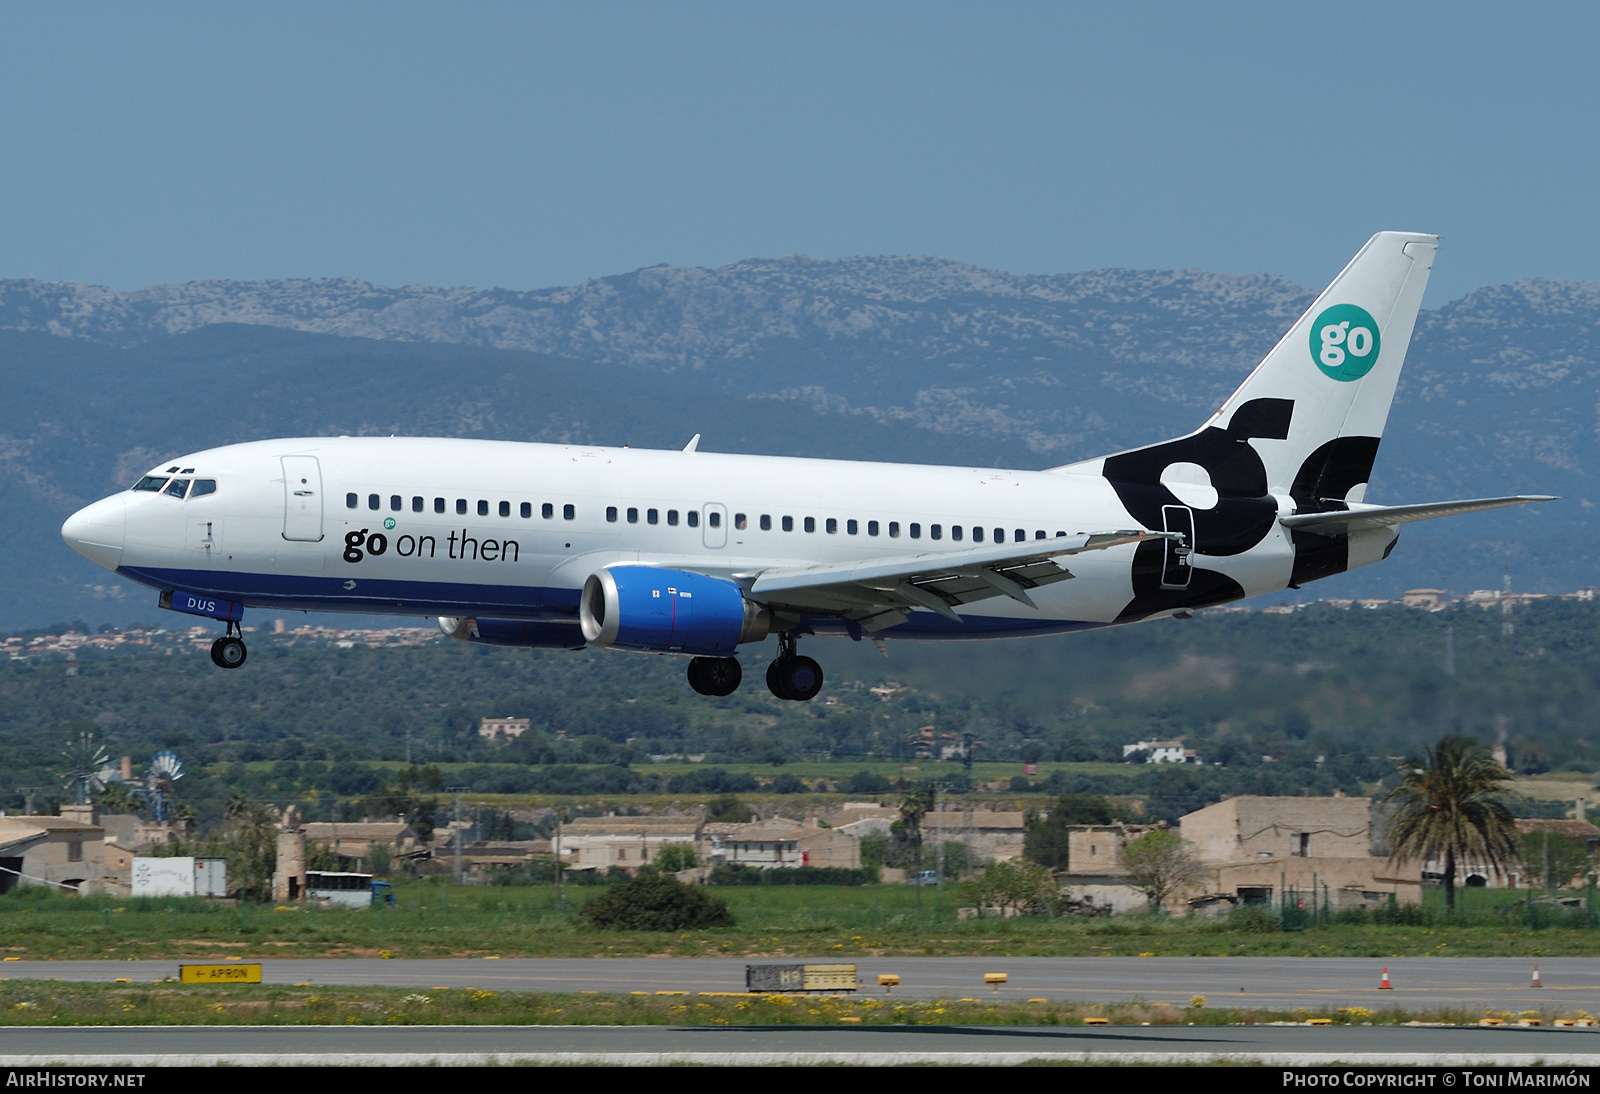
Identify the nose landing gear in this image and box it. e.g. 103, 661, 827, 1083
766, 632, 823, 701
210, 622, 247, 670
687, 656, 742, 696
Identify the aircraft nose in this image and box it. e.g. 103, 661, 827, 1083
62, 495, 126, 570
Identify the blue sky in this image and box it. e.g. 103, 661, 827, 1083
1, 2, 1595, 302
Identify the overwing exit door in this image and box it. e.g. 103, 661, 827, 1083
1161, 504, 1194, 589
281, 456, 324, 541
702, 503, 728, 548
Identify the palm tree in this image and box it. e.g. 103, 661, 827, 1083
1383, 735, 1518, 910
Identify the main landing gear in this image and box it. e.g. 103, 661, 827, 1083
210, 622, 247, 670
687, 656, 741, 697
765, 632, 823, 702
686, 634, 826, 702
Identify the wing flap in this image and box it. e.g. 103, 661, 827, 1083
1280, 495, 1556, 536
744, 529, 1171, 621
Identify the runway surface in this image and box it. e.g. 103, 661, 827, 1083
3, 956, 1594, 1012
3, 1022, 1600, 1065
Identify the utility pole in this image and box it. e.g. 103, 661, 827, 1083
935, 785, 945, 887
1444, 622, 1455, 677
1502, 569, 1514, 639
445, 787, 469, 884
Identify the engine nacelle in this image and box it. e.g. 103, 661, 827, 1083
579, 566, 770, 655
437, 616, 587, 649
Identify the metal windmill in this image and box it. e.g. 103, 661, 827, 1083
141, 750, 184, 821
60, 730, 109, 806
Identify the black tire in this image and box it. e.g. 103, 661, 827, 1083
781, 655, 823, 701
768, 655, 823, 702
766, 658, 791, 700
699, 657, 742, 697
686, 657, 711, 695
211, 636, 247, 670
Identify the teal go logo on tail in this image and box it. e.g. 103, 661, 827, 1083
1309, 303, 1381, 381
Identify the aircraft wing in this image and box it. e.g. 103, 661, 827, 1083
1280, 495, 1557, 536
741, 530, 1172, 633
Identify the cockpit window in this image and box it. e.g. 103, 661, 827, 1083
132, 476, 169, 492
163, 478, 191, 499
189, 479, 217, 498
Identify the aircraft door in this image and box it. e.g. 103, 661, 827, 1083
702, 503, 728, 548
1160, 504, 1194, 589
281, 456, 324, 542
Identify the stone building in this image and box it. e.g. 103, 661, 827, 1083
0, 814, 118, 895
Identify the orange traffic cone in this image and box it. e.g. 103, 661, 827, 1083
1380, 967, 1392, 990
1533, 966, 1542, 988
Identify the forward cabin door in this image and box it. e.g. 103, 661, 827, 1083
281, 456, 324, 541
1160, 504, 1194, 589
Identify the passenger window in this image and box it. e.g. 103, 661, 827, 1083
564, 504, 575, 520
648, 508, 659, 525
411, 496, 423, 512
910, 523, 921, 539
868, 520, 879, 536
165, 479, 191, 499
133, 476, 169, 492
804, 517, 816, 533
957, 526, 968, 542
435, 498, 446, 514
346, 493, 358, 509
734, 513, 747, 530
498, 501, 510, 517
607, 506, 618, 522
477, 500, 489, 516
708, 511, 720, 528
190, 480, 217, 498
847, 519, 858, 535
542, 502, 554, 519
1055, 530, 1067, 537
456, 499, 467, 515
759, 514, 771, 530
889, 521, 900, 537
368, 494, 380, 510
521, 502, 532, 518
627, 507, 639, 523
825, 518, 837, 534
930, 524, 942, 540
667, 510, 679, 526
1035, 530, 1046, 540
782, 516, 793, 532
1014, 529, 1024, 543
687, 510, 700, 527
391, 495, 402, 512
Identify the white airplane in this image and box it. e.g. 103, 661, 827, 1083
61, 232, 1551, 700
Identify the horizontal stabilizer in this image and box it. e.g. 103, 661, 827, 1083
1280, 495, 1557, 536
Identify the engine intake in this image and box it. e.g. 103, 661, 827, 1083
580, 567, 770, 654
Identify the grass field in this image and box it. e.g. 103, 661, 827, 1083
3, 881, 1599, 961
0, 980, 1571, 1029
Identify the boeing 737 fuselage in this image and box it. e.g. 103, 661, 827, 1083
60, 233, 1552, 700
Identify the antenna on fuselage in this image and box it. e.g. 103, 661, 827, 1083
682, 434, 700, 453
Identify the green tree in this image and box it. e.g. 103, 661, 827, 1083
1120, 829, 1206, 911
577, 874, 734, 930
654, 843, 698, 873
1518, 828, 1593, 893
706, 796, 754, 823
1383, 735, 1519, 909
897, 785, 933, 870
1025, 794, 1115, 869
960, 860, 1058, 917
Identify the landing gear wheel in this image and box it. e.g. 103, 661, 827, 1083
687, 656, 741, 697
210, 636, 247, 669
767, 655, 823, 702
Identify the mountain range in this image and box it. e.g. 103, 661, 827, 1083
1, 256, 1594, 629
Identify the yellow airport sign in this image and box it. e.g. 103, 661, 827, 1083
179, 963, 262, 984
